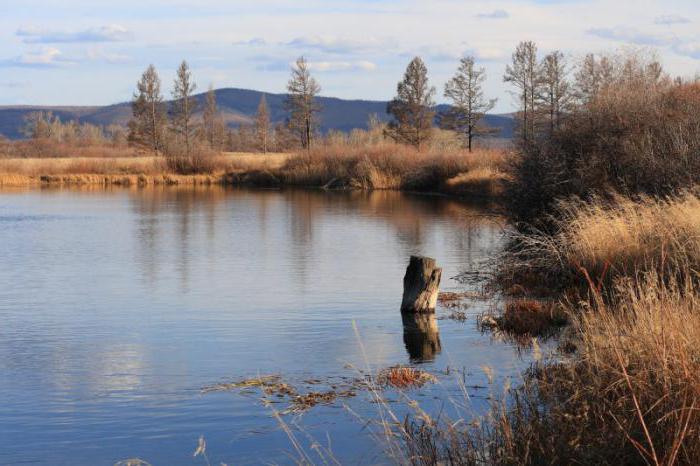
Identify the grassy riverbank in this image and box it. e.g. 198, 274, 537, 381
0, 144, 508, 198
391, 192, 700, 465
388, 56, 700, 465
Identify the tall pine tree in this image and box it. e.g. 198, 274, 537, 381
128, 64, 167, 153
385, 57, 435, 149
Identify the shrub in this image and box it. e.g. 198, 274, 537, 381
503, 192, 700, 296
507, 64, 700, 224
162, 140, 219, 175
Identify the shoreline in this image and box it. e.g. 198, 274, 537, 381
0, 170, 507, 201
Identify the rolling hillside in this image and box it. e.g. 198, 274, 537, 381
0, 88, 515, 140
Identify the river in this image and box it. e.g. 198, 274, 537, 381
0, 186, 535, 465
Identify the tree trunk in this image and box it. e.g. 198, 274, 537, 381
401, 256, 442, 313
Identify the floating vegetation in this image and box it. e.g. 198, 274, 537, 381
203, 375, 357, 414
375, 366, 437, 389
114, 460, 152, 466
201, 375, 285, 394
287, 390, 356, 414
438, 310, 468, 322
203, 366, 438, 415
437, 291, 471, 309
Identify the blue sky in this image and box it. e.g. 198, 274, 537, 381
1, 0, 699, 112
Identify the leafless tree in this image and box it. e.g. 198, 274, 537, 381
128, 64, 167, 153
22, 111, 56, 140
285, 56, 321, 150
441, 56, 496, 151
539, 51, 571, 135
504, 41, 540, 144
385, 56, 436, 149
171, 60, 197, 154
255, 94, 271, 153
202, 85, 225, 150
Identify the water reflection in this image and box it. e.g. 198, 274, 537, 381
0, 185, 516, 466
125, 186, 503, 295
402, 312, 442, 362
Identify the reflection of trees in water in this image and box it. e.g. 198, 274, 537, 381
129, 187, 227, 291
127, 187, 502, 293
284, 190, 317, 291
402, 312, 441, 362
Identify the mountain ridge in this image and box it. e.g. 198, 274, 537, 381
0, 87, 515, 140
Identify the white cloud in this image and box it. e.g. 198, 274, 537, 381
306, 60, 377, 72
286, 35, 396, 54
587, 27, 677, 46
232, 37, 267, 46
85, 47, 130, 63
16, 24, 132, 43
0, 47, 75, 68
476, 9, 509, 20
673, 41, 700, 59
654, 15, 692, 26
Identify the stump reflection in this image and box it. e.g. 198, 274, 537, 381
402, 312, 442, 362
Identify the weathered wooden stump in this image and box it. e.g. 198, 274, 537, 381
401, 256, 442, 313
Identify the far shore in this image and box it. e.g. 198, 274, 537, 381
0, 150, 508, 199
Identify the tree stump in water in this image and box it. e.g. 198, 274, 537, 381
401, 256, 442, 313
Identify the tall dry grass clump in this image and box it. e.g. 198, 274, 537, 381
504, 192, 700, 294
279, 136, 508, 194
399, 272, 700, 465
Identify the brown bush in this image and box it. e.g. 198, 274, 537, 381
279, 139, 507, 193
507, 71, 700, 224
499, 299, 568, 337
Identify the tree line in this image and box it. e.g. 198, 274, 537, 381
126, 54, 500, 156
23, 42, 681, 159
126, 57, 320, 157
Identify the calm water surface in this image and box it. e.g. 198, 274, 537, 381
0, 187, 534, 465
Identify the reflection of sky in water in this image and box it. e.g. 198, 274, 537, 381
0, 187, 533, 465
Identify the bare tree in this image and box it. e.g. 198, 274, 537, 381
285, 57, 322, 150
504, 41, 540, 144
201, 85, 226, 150
171, 60, 197, 154
539, 51, 571, 135
255, 94, 271, 153
22, 111, 55, 140
385, 56, 436, 149
441, 56, 496, 151
128, 64, 167, 153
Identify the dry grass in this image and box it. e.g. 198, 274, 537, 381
497, 299, 568, 337
395, 190, 700, 465
0, 143, 505, 198
0, 152, 291, 186
503, 192, 700, 295
276, 141, 507, 195
375, 366, 437, 389
397, 272, 700, 465
202, 374, 356, 415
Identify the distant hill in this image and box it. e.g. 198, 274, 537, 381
0, 88, 515, 140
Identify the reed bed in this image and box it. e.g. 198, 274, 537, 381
0, 152, 291, 186
397, 272, 700, 466
391, 191, 700, 465
0, 142, 507, 198
503, 192, 700, 295
278, 141, 507, 194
